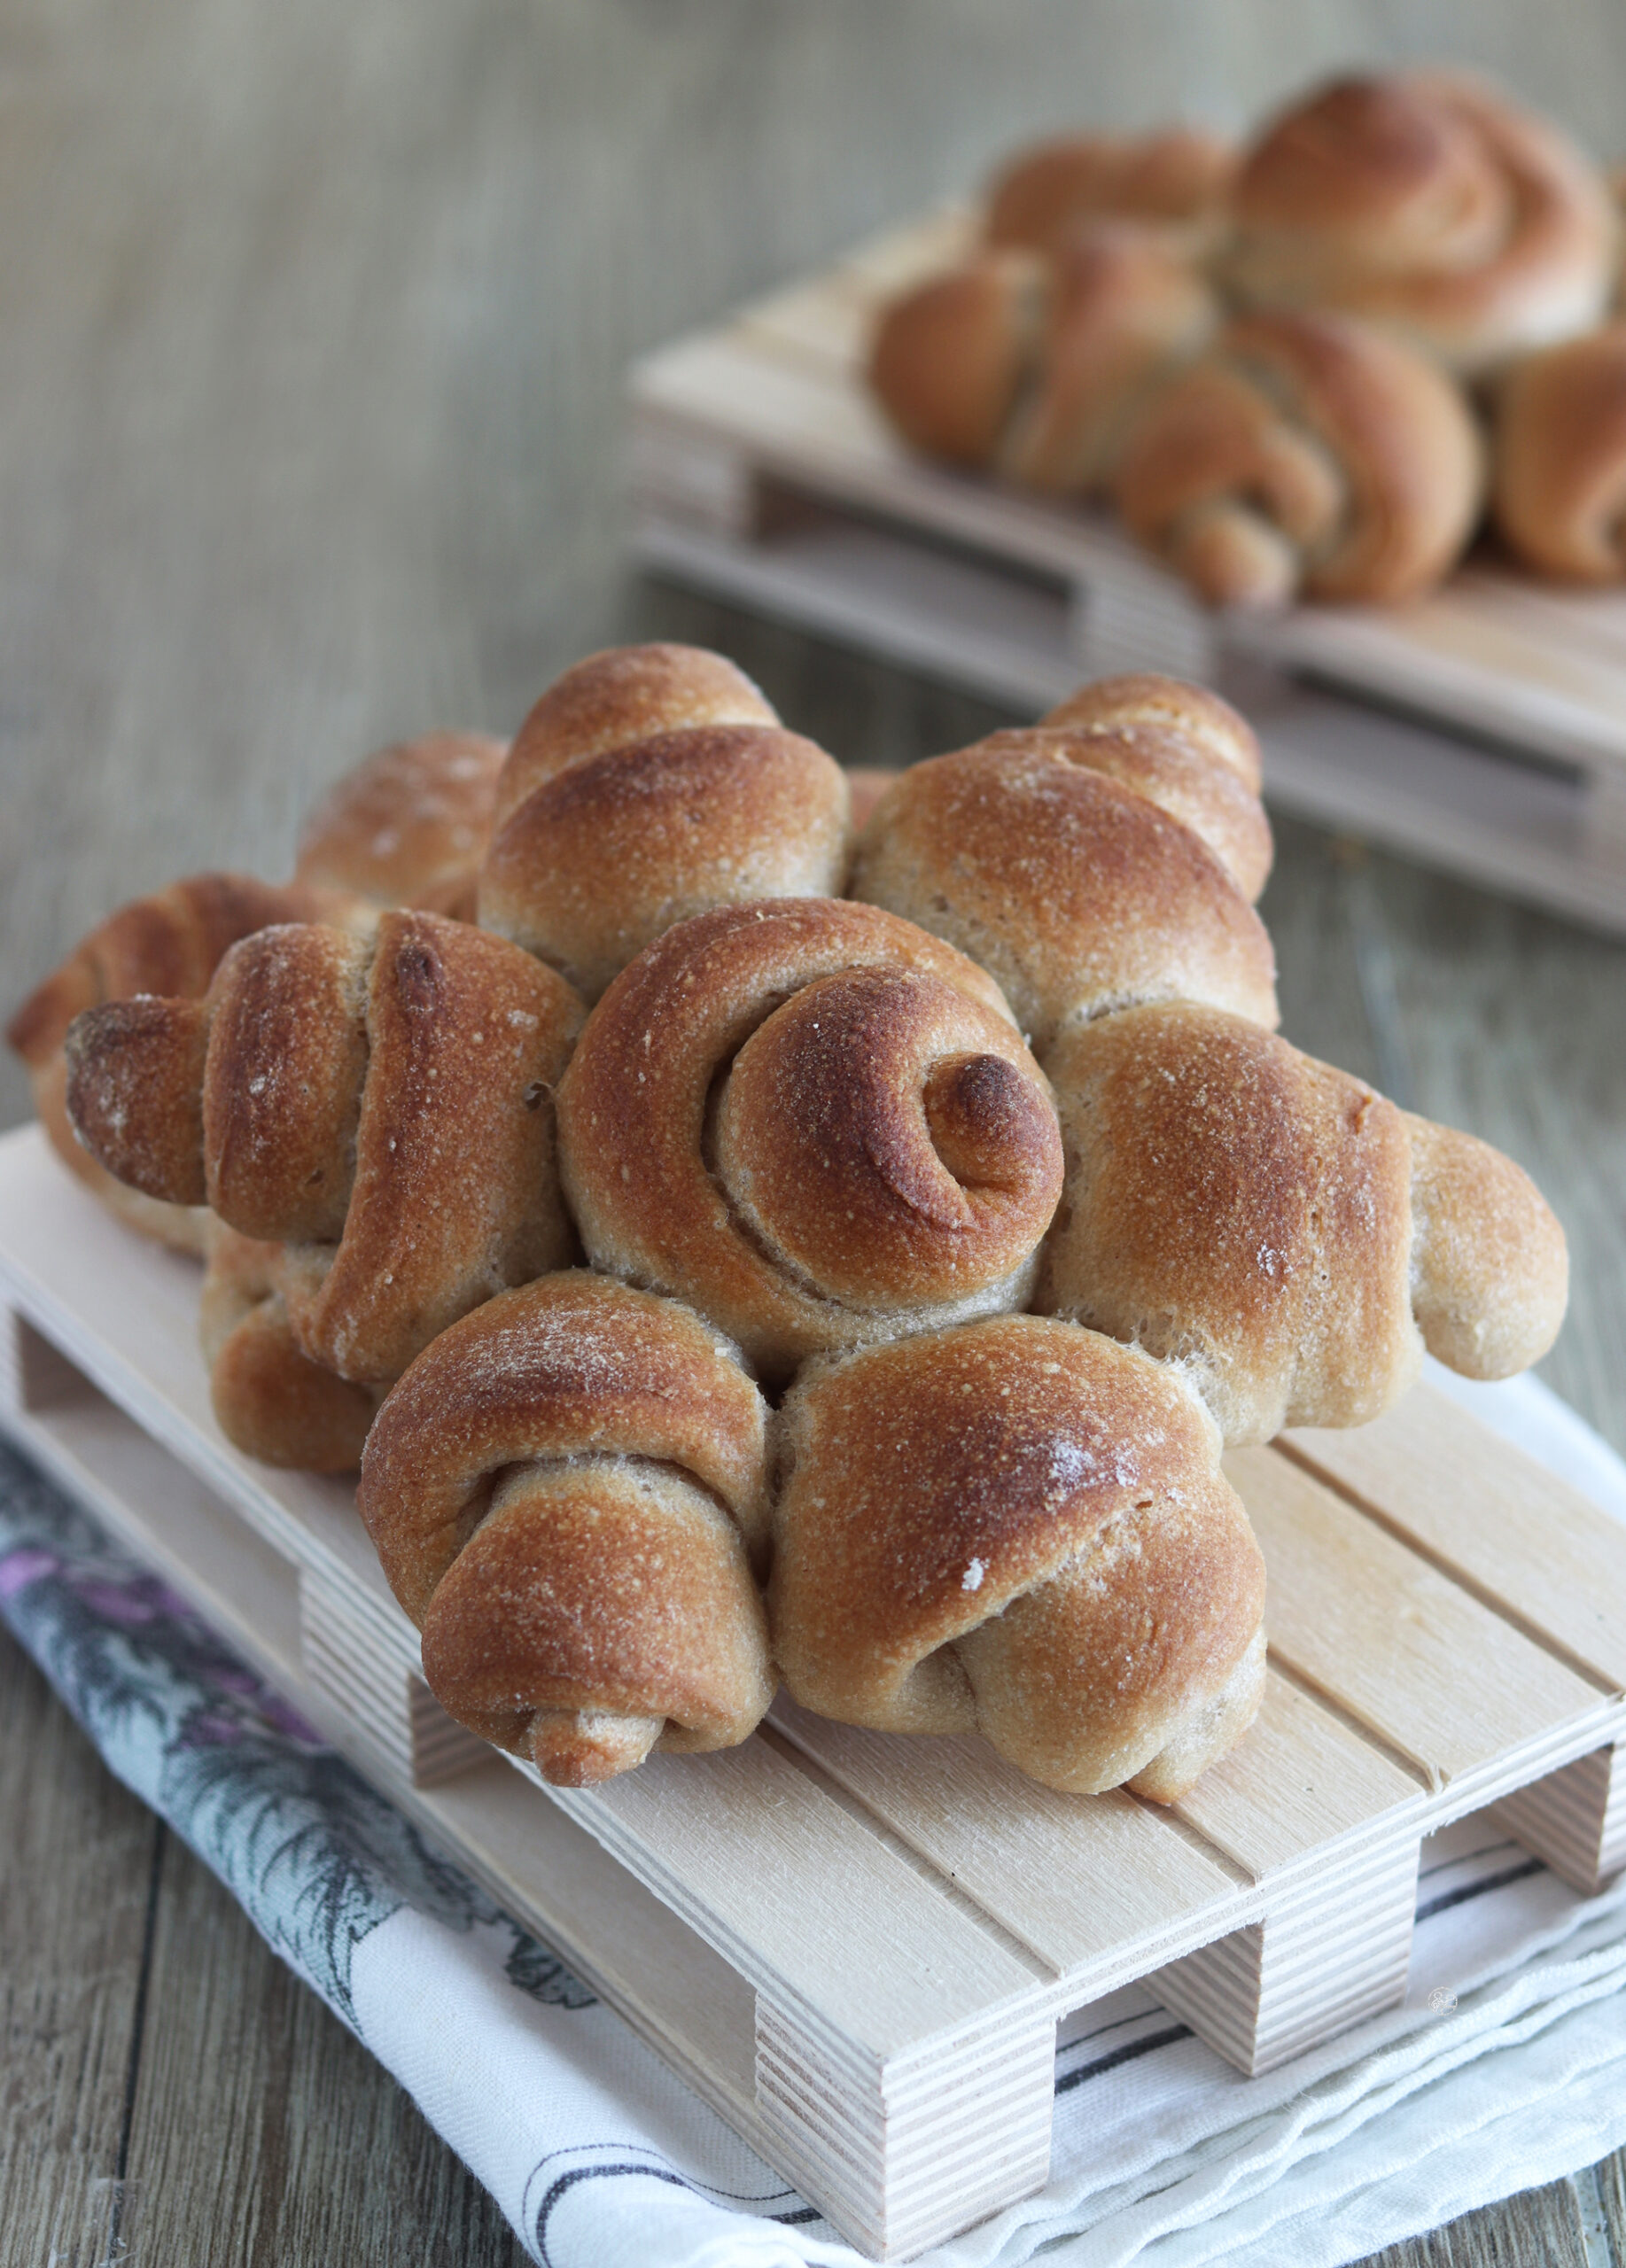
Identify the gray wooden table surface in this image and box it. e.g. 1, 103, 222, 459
2, 3, 1624, 2261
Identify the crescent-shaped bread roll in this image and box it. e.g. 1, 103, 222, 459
1038, 1001, 1568, 1444
996, 222, 1218, 494
65, 911, 582, 1429
6, 874, 373, 1254
848, 735, 1278, 1053
1111, 309, 1483, 607
359, 1272, 774, 1785
770, 1314, 1266, 1799
556, 899, 1063, 1381
478, 644, 849, 1001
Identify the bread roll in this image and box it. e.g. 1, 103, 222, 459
770, 1314, 1266, 1799
1038, 1001, 1568, 1444
847, 736, 1278, 1053
1226, 74, 1616, 375
986, 128, 1236, 255
200, 1218, 381, 1472
1491, 323, 1626, 580
295, 732, 508, 920
6, 874, 371, 1254
479, 644, 849, 1001
66, 911, 582, 1404
867, 250, 1048, 465
556, 898, 1063, 1381
359, 1272, 774, 1785
957, 680, 1279, 902
998, 223, 1218, 493
1112, 309, 1483, 606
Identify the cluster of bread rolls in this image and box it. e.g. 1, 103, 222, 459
17, 644, 1568, 1806
870, 71, 1626, 596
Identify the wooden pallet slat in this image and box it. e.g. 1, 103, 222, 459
3, 1120, 1624, 2259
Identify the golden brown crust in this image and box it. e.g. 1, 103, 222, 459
867, 252, 1048, 465
770, 1315, 1266, 1797
986, 128, 1237, 253
9, 873, 370, 1249
1112, 310, 1484, 606
844, 767, 900, 835
847, 740, 1278, 1053
1405, 1114, 1569, 1378
494, 643, 777, 829
358, 1272, 773, 1783
968, 721, 1272, 902
65, 996, 214, 1208
294, 733, 508, 919
479, 723, 851, 1002
273, 913, 583, 1384
1038, 1002, 1568, 1442
555, 899, 1063, 1380
1492, 324, 1626, 580
999, 223, 1218, 493
66, 911, 584, 1404
1227, 74, 1616, 374
199, 1221, 380, 1472
1041, 672, 1264, 793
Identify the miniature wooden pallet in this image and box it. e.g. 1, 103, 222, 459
3, 1122, 1624, 2262
626, 209, 1626, 934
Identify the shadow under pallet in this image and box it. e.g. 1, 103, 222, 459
2, 1122, 1622, 2260
626, 209, 1626, 934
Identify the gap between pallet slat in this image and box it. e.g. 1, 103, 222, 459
1272, 1436, 1626, 1699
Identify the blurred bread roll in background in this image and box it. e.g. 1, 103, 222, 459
294, 732, 508, 920
1491, 323, 1626, 579
1111, 309, 1484, 606
985, 126, 1237, 254
1225, 73, 1616, 374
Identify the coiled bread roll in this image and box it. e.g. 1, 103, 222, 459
479, 643, 849, 1000
65, 910, 582, 1422
359, 1272, 774, 1785
848, 730, 1278, 1054
1038, 1001, 1569, 1444
771, 1315, 1266, 1800
1112, 309, 1484, 608
295, 732, 508, 920
1226, 74, 1617, 376
6, 874, 372, 1254
1491, 323, 1626, 581
556, 898, 1064, 1381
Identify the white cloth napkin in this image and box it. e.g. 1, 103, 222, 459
3, 1354, 1622, 2268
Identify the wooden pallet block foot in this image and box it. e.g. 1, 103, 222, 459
754, 1995, 1055, 2260
1493, 1744, 1626, 1896
1148, 1840, 1420, 2077
300, 1567, 490, 1790
2, 1304, 82, 1422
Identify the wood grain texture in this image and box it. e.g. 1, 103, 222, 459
2, 0, 1625, 2261
1226, 1447, 1605, 1785
0, 1629, 159, 2268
